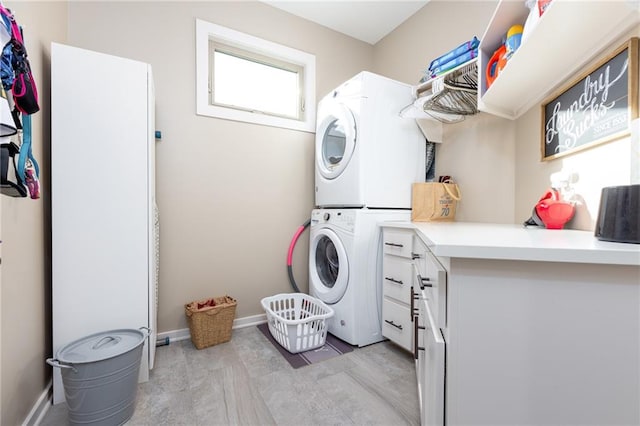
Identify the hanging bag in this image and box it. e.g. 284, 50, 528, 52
0, 4, 39, 114
10, 40, 38, 114
0, 5, 40, 199
411, 181, 461, 222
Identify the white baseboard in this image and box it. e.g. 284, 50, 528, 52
23, 380, 52, 426
156, 313, 267, 344
156, 328, 190, 343
233, 313, 267, 329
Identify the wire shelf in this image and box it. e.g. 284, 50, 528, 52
403, 59, 478, 124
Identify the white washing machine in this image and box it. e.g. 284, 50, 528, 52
315, 71, 426, 208
309, 208, 410, 346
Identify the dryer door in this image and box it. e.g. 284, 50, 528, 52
316, 103, 356, 180
309, 227, 349, 304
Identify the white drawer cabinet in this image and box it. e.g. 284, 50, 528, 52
381, 298, 413, 350
382, 226, 448, 426
383, 221, 640, 426
382, 229, 415, 258
381, 228, 441, 353
382, 256, 413, 303
381, 228, 416, 351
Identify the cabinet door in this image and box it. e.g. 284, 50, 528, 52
423, 252, 447, 329
52, 43, 150, 404
420, 298, 445, 426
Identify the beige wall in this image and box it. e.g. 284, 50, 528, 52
373, 0, 516, 224
373, 0, 496, 85
375, 1, 639, 229
514, 28, 640, 230
0, 2, 67, 425
66, 1, 373, 333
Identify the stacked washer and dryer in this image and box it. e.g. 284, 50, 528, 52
309, 72, 426, 347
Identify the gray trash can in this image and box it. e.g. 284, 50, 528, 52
47, 327, 149, 426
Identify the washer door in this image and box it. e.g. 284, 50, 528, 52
309, 228, 349, 304
316, 103, 356, 180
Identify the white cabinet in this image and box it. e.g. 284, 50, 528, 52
478, 0, 640, 119
412, 237, 447, 426
51, 43, 158, 404
382, 227, 449, 426
383, 222, 640, 426
415, 293, 445, 426
381, 228, 419, 351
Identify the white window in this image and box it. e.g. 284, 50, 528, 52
196, 19, 316, 133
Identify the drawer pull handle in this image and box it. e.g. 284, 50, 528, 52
411, 285, 420, 315
411, 252, 421, 260
384, 277, 403, 285
417, 273, 433, 289
384, 242, 404, 248
413, 319, 426, 360
384, 319, 403, 330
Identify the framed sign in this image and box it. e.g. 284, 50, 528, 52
542, 37, 638, 161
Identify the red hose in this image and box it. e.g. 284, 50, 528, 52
287, 219, 311, 293
287, 224, 307, 266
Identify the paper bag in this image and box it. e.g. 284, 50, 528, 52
411, 182, 461, 222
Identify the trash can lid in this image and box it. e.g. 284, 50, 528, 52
57, 329, 146, 364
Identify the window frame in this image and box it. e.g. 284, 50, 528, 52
196, 19, 316, 133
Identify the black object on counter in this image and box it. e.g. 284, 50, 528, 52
594, 184, 640, 244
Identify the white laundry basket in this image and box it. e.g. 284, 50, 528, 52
261, 293, 334, 354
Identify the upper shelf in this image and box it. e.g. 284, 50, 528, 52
477, 0, 640, 120
409, 59, 479, 124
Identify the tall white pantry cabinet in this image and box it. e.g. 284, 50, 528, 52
51, 43, 158, 404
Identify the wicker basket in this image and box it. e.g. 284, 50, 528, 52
185, 295, 237, 349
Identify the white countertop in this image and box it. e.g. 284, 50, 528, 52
381, 221, 640, 266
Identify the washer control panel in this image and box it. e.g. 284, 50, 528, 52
311, 209, 356, 233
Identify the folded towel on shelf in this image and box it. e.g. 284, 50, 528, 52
429, 47, 478, 78
428, 36, 479, 72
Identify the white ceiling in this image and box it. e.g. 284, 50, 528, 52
263, 1, 429, 45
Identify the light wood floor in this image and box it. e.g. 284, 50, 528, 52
41, 326, 420, 425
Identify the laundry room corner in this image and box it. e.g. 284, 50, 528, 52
372, 0, 518, 224
65, 1, 375, 334
6, 1, 640, 425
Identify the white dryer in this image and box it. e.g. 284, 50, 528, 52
309, 208, 410, 346
315, 71, 426, 208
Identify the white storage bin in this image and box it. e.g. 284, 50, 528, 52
261, 293, 334, 354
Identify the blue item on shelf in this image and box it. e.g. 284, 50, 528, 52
428, 37, 480, 72
429, 47, 478, 78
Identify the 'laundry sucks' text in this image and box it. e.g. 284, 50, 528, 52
545, 57, 628, 153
